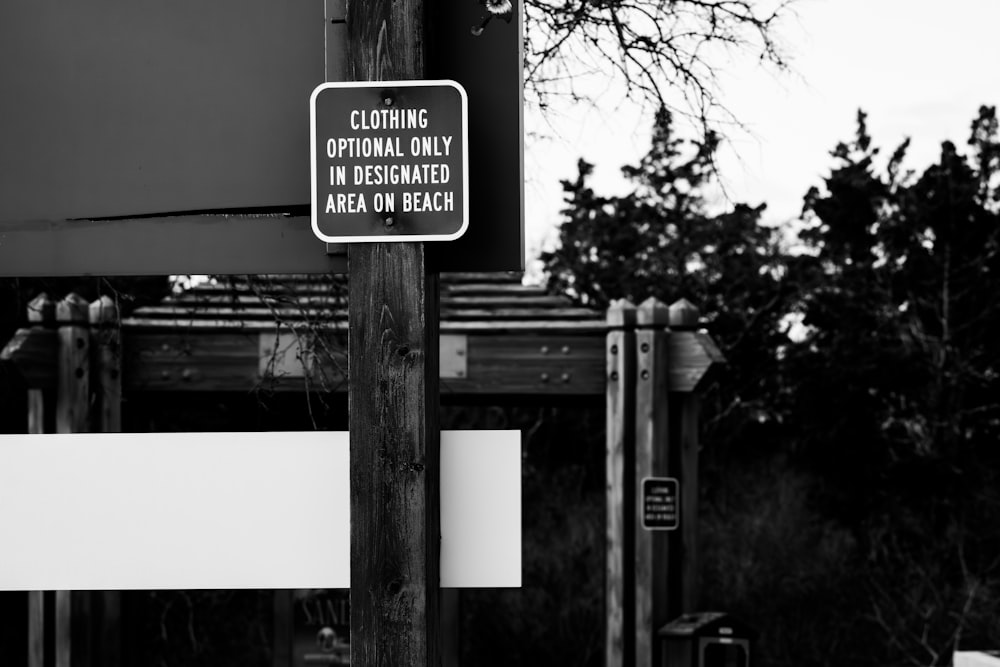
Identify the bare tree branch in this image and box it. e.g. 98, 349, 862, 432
524, 0, 795, 133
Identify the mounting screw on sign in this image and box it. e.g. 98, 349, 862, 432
642, 477, 679, 530
309, 79, 469, 243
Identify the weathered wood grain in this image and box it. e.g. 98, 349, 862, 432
122, 317, 607, 334
56, 294, 90, 434
633, 297, 671, 667
26, 295, 52, 667
346, 0, 441, 662
88, 296, 122, 667
164, 292, 565, 308
89, 296, 121, 433
669, 298, 711, 615
605, 299, 636, 667
124, 332, 604, 396
349, 243, 441, 667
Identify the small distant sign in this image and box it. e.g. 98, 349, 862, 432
310, 80, 469, 243
293, 589, 350, 667
642, 477, 679, 530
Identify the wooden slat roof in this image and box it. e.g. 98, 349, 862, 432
123, 272, 607, 334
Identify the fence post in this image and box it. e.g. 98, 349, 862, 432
89, 296, 121, 434
606, 299, 637, 667
634, 297, 672, 667
89, 296, 122, 667
669, 298, 703, 615
26, 293, 54, 667
56, 293, 90, 435
55, 293, 91, 667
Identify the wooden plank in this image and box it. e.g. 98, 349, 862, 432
121, 317, 608, 334
442, 283, 545, 296
440, 272, 523, 283
130, 305, 351, 320
185, 279, 544, 295
123, 332, 267, 392
124, 332, 605, 395
633, 298, 672, 667
0, 216, 346, 277
128, 305, 595, 322
346, 0, 441, 664
605, 300, 636, 667
459, 336, 604, 395
164, 292, 569, 309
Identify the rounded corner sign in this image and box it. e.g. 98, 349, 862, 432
310, 79, 469, 244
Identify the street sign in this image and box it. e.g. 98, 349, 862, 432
642, 477, 679, 530
310, 80, 468, 243
0, 430, 520, 590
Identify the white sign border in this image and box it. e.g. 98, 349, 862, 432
309, 79, 470, 244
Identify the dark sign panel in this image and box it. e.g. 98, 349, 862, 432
426, 0, 525, 271
0, 0, 323, 223
0, 2, 522, 275
310, 81, 468, 242
642, 477, 679, 531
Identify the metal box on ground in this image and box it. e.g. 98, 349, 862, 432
659, 612, 754, 667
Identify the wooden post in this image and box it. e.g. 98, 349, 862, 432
634, 297, 672, 667
89, 296, 121, 433
26, 293, 55, 435
606, 299, 637, 667
670, 299, 701, 615
54, 293, 91, 667
26, 293, 54, 667
56, 293, 90, 435
88, 296, 122, 667
346, 1, 441, 666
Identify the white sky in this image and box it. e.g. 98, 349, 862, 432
523, 0, 1000, 271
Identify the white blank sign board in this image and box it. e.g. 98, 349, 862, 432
954, 653, 1000, 667
0, 430, 520, 590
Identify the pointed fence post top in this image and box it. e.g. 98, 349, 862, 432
606, 298, 637, 329
636, 296, 670, 328
56, 293, 89, 324
89, 295, 120, 326
669, 298, 701, 330
27, 293, 55, 324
